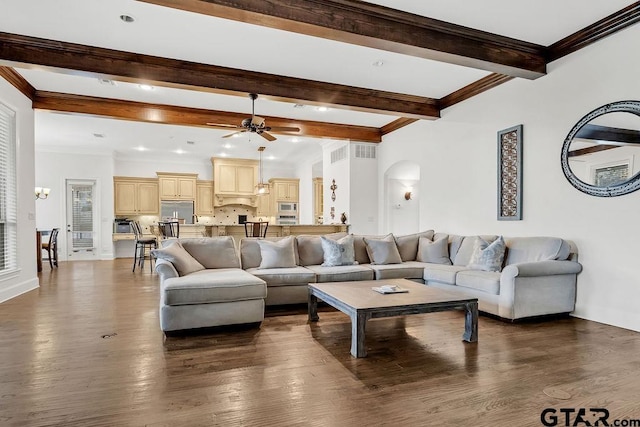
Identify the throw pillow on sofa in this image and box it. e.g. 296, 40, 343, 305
257, 236, 297, 269
364, 234, 403, 265
394, 230, 435, 261
467, 236, 506, 272
151, 240, 205, 276
320, 234, 358, 267
417, 236, 452, 265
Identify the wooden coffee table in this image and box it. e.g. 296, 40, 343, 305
308, 278, 478, 357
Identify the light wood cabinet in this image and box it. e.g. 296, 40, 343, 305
313, 177, 323, 224
269, 178, 299, 202
255, 193, 272, 218
114, 177, 159, 215
157, 172, 197, 200
211, 157, 258, 206
196, 180, 215, 215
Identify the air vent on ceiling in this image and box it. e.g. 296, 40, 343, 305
354, 144, 376, 159
331, 146, 347, 164
98, 78, 116, 86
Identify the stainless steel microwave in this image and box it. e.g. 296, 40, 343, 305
277, 202, 297, 213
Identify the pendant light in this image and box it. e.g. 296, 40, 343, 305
255, 146, 270, 195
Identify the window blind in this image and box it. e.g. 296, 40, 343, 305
0, 101, 17, 273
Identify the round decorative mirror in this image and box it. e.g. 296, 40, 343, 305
561, 100, 640, 197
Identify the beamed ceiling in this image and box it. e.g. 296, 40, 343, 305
1, 0, 639, 163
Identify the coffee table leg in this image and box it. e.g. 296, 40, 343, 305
308, 290, 319, 322
351, 311, 370, 357
463, 301, 478, 342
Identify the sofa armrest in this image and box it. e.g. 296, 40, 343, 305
502, 260, 582, 278
155, 258, 179, 281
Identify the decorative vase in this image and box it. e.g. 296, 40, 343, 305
340, 212, 347, 224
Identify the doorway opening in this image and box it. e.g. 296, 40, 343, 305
66, 180, 98, 261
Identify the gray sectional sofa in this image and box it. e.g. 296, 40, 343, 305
153, 231, 582, 332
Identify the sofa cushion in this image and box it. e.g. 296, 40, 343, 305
245, 266, 316, 286
162, 268, 266, 305
240, 237, 300, 269
364, 234, 403, 265
368, 261, 426, 280
257, 236, 297, 269
467, 236, 506, 272
180, 237, 240, 269
151, 240, 205, 276
424, 264, 469, 285
353, 234, 378, 264
504, 237, 571, 265
296, 232, 347, 266
456, 270, 501, 295
453, 235, 498, 266
417, 236, 452, 265
394, 230, 435, 261
321, 234, 357, 266
306, 264, 375, 283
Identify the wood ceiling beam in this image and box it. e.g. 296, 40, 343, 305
575, 124, 640, 144
0, 32, 439, 120
32, 91, 382, 142
0, 65, 35, 100
568, 144, 619, 158
139, 0, 546, 79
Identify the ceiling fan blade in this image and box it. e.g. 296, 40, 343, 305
267, 126, 301, 132
251, 116, 266, 127
260, 132, 277, 142
206, 123, 241, 128
222, 130, 246, 139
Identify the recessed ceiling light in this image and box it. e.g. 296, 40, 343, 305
291, 137, 299, 143
223, 143, 232, 149
98, 79, 116, 86
138, 84, 154, 91
220, 153, 228, 157
372, 60, 385, 67
120, 15, 135, 23
294, 104, 305, 109
175, 149, 185, 154
135, 146, 147, 152
316, 106, 329, 112
231, 133, 240, 138
267, 155, 275, 160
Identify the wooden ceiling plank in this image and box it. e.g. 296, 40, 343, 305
0, 32, 439, 119
32, 91, 382, 142
439, 73, 513, 110
380, 117, 419, 136
138, 0, 546, 79
0, 65, 35, 100
548, 1, 640, 62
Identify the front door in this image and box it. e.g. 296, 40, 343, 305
66, 180, 98, 260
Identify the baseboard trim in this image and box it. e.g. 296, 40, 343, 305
0, 277, 39, 303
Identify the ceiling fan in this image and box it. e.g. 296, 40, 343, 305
207, 93, 300, 141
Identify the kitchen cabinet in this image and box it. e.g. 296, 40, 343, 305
114, 177, 159, 215
270, 178, 299, 202
196, 180, 215, 215
255, 192, 271, 218
211, 157, 258, 206
157, 172, 197, 200
313, 178, 323, 224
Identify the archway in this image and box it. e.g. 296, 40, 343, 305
383, 161, 420, 234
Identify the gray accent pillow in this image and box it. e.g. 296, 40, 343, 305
454, 235, 498, 266
151, 240, 205, 276
257, 236, 297, 269
364, 234, 402, 265
394, 230, 435, 261
416, 236, 452, 265
297, 232, 347, 266
180, 237, 240, 269
467, 236, 506, 272
321, 234, 357, 267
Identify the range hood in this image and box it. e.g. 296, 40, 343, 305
213, 194, 257, 207
211, 157, 259, 207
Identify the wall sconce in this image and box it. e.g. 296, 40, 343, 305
404, 191, 412, 200
35, 187, 51, 200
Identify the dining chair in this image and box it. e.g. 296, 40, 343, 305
41, 228, 60, 269
132, 221, 157, 272
244, 221, 269, 238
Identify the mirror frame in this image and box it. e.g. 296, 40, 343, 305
561, 100, 640, 197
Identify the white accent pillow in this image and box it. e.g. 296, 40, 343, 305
364, 234, 402, 265
417, 236, 452, 265
467, 236, 506, 272
257, 236, 297, 269
321, 234, 357, 267
151, 240, 205, 276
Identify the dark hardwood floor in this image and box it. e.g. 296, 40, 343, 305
1, 259, 639, 426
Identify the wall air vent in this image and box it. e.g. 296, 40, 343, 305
331, 146, 347, 164
355, 144, 376, 159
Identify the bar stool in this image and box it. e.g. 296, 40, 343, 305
244, 221, 269, 238
41, 228, 60, 268
158, 221, 180, 239
133, 221, 157, 272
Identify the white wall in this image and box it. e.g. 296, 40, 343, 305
378, 24, 640, 332
35, 151, 115, 260
348, 143, 378, 234
296, 155, 322, 224
322, 141, 350, 226
0, 79, 39, 302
